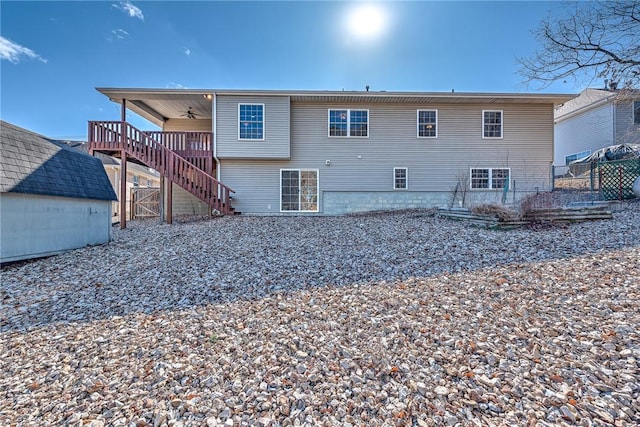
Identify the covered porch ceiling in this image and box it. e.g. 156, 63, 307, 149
97, 88, 214, 127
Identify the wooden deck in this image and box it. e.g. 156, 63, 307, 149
88, 121, 234, 228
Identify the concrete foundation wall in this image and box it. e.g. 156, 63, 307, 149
322, 190, 528, 215
0, 193, 112, 263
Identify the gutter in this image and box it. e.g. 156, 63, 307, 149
213, 92, 220, 182
554, 93, 615, 123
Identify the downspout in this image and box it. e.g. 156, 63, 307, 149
213, 92, 220, 182
611, 101, 617, 144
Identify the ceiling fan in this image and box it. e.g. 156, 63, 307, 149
181, 107, 197, 119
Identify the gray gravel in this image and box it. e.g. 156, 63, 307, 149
1, 201, 639, 426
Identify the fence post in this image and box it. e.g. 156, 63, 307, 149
598, 164, 602, 199
619, 166, 623, 201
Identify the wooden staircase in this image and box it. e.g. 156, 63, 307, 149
88, 121, 234, 223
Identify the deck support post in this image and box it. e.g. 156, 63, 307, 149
167, 154, 173, 225
120, 149, 127, 229
159, 175, 164, 223
121, 99, 127, 122
167, 179, 173, 224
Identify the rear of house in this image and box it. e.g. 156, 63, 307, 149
92, 89, 572, 217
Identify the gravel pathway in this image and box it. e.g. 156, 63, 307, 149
1, 202, 639, 426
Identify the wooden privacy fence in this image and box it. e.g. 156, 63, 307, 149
131, 187, 160, 218
599, 158, 640, 200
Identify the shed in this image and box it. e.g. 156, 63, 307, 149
0, 121, 117, 263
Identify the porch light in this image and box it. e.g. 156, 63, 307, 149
203, 94, 212, 100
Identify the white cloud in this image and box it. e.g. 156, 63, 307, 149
111, 29, 130, 40
167, 82, 188, 89
183, 47, 191, 56
112, 1, 144, 21
0, 36, 48, 64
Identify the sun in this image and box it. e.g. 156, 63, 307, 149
348, 4, 386, 39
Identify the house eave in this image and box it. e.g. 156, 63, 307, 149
97, 87, 576, 123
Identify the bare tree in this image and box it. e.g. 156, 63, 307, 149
519, 1, 640, 89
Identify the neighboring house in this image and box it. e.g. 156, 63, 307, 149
0, 121, 117, 263
554, 87, 640, 167
57, 141, 161, 220
89, 89, 573, 220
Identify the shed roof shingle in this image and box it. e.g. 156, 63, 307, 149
0, 121, 117, 201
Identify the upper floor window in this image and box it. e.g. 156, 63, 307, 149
417, 110, 437, 138
239, 104, 264, 140
483, 110, 503, 138
328, 109, 368, 137
634, 101, 640, 125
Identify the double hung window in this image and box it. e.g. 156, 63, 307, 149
328, 109, 368, 137
470, 168, 510, 189
417, 110, 437, 138
239, 104, 264, 140
483, 110, 503, 138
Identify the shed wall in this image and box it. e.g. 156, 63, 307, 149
0, 193, 112, 263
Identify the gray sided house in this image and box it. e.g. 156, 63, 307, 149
0, 121, 117, 263
554, 88, 640, 166
90, 89, 573, 218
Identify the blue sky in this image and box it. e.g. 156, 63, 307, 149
1, 1, 590, 140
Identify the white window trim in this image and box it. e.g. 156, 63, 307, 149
327, 109, 370, 138
417, 109, 438, 138
565, 150, 591, 165
393, 167, 408, 190
469, 167, 511, 190
238, 103, 265, 141
279, 169, 320, 213
482, 110, 503, 139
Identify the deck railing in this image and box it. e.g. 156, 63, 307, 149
88, 121, 234, 215
143, 130, 214, 175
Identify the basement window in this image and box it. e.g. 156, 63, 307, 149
281, 169, 319, 212
394, 167, 408, 190
470, 168, 510, 189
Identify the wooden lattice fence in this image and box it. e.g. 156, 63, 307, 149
599, 159, 640, 200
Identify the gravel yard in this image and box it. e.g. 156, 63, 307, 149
1, 202, 639, 426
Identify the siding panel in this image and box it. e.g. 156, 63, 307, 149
615, 100, 640, 144
221, 101, 556, 214
163, 119, 212, 132
216, 95, 290, 159
554, 103, 613, 166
